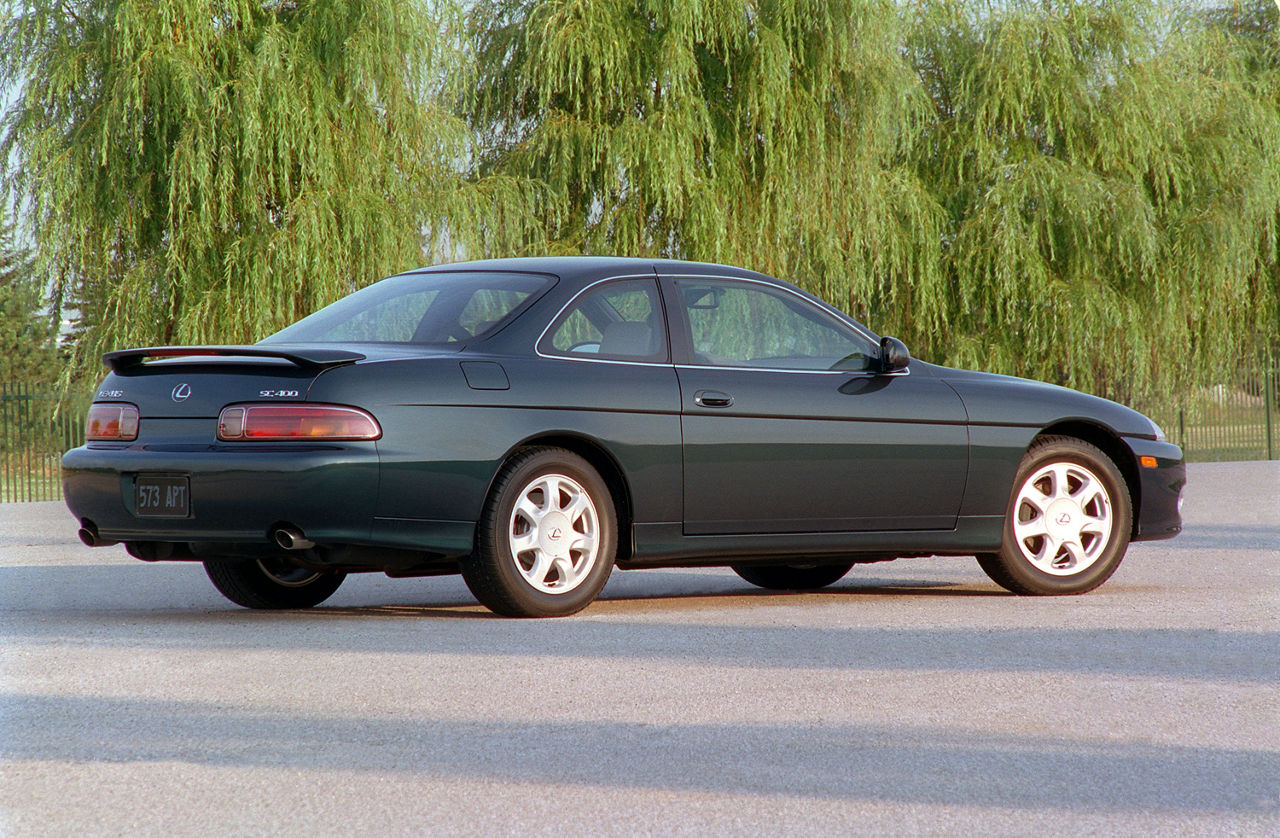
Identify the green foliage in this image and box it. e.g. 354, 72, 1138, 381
910, 0, 1280, 403
0, 206, 55, 384
467, 0, 944, 321
1, 0, 538, 380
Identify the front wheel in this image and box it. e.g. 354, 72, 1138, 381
204, 557, 345, 609
462, 447, 617, 617
731, 562, 854, 591
977, 436, 1133, 595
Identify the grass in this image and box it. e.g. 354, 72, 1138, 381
1140, 395, 1278, 462
1, 470, 64, 503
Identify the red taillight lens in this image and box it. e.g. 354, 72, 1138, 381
217, 405, 381, 441
86, 403, 140, 441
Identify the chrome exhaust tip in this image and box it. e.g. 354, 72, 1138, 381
274, 526, 316, 551
77, 522, 118, 548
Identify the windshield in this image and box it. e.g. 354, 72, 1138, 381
263, 271, 552, 345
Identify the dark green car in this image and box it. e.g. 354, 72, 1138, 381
63, 257, 1185, 616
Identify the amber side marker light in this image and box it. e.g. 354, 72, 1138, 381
217, 404, 381, 441
86, 403, 140, 441
1139, 455, 1159, 469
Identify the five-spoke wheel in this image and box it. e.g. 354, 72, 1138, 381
977, 436, 1132, 595
463, 447, 617, 617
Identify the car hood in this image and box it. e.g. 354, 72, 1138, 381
920, 362, 1161, 439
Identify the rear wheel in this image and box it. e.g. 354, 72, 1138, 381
731, 562, 854, 591
204, 557, 345, 609
462, 447, 617, 617
977, 436, 1132, 595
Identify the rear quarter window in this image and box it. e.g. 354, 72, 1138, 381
265, 271, 552, 345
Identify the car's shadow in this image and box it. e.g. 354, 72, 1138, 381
305, 576, 1004, 621
0, 561, 1003, 622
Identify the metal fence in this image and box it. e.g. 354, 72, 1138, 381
1, 370, 1277, 503
1, 384, 85, 503
1138, 367, 1279, 463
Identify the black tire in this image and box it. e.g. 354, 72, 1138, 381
977, 435, 1133, 595
731, 562, 854, 590
204, 557, 345, 609
462, 447, 617, 617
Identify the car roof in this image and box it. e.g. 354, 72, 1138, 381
393, 256, 770, 287
391, 256, 873, 356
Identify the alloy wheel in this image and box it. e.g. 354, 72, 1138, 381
506, 472, 601, 594
1011, 461, 1114, 575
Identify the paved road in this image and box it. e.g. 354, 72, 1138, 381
1, 462, 1277, 836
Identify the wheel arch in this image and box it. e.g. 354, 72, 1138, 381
1033, 420, 1141, 537
491, 432, 635, 561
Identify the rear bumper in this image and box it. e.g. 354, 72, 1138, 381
1124, 437, 1185, 542
62, 440, 380, 546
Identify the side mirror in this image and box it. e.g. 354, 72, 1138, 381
878, 336, 910, 373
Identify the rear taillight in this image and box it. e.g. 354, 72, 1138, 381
217, 404, 381, 441
86, 403, 140, 441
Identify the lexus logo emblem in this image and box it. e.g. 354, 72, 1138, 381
171, 383, 192, 402
1055, 513, 1071, 526
549, 527, 563, 540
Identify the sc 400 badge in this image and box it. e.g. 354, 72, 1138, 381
259, 389, 301, 398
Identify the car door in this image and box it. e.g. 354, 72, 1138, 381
662, 274, 969, 535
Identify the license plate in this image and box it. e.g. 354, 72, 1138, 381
134, 476, 190, 518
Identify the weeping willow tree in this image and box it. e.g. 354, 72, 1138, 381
1200, 0, 1280, 366
0, 204, 54, 384
6, 0, 1278, 401
907, 0, 1280, 403
466, 0, 948, 335
470, 0, 1280, 404
1, 0, 538, 380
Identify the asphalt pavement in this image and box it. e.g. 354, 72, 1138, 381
1, 461, 1277, 836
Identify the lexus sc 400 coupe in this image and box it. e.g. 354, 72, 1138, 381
63, 258, 1185, 616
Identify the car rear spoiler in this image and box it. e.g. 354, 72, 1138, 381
102, 345, 367, 373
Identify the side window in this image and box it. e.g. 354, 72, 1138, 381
542, 279, 668, 362
674, 280, 876, 371
456, 288, 534, 340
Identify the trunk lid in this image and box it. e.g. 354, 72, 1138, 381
94, 345, 364, 420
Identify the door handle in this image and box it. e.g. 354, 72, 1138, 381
694, 390, 734, 408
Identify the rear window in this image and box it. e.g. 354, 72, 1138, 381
263, 271, 552, 345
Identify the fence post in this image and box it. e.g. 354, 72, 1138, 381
0, 383, 86, 503
1266, 368, 1275, 461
